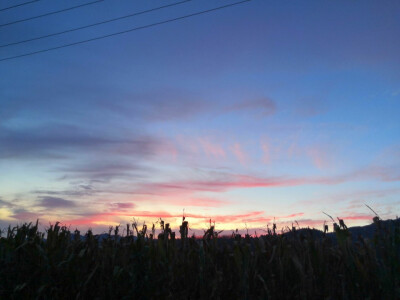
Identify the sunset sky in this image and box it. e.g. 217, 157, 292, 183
0, 0, 399, 234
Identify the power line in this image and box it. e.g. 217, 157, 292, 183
0, 0, 191, 48
0, 0, 251, 62
0, 0, 41, 12
0, 0, 104, 28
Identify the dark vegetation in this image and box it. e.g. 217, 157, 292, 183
0, 215, 399, 299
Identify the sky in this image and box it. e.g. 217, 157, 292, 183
0, 0, 399, 234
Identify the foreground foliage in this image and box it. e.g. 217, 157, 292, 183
0, 217, 399, 299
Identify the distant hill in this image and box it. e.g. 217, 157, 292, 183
283, 218, 400, 242
341, 218, 399, 240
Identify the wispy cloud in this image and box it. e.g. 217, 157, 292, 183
100, 88, 214, 122
294, 97, 326, 117
136, 174, 312, 194
198, 137, 226, 158
0, 123, 158, 161
109, 202, 135, 210
296, 187, 400, 207
230, 143, 249, 165
57, 161, 149, 181
32, 188, 94, 197
134, 165, 400, 195
359, 165, 400, 182
260, 139, 270, 164
229, 98, 276, 117
0, 197, 15, 208
10, 209, 41, 221
37, 196, 76, 208
277, 212, 304, 219
174, 197, 230, 208
337, 214, 374, 221
307, 146, 331, 169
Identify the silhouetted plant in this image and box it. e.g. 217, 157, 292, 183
0, 216, 399, 299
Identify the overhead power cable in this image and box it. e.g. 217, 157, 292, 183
0, 0, 251, 62
0, 0, 191, 48
0, 0, 41, 12
0, 0, 104, 28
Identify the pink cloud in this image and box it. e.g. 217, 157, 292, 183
99, 164, 400, 209
138, 173, 331, 194
260, 140, 270, 164
287, 136, 301, 159
62, 213, 117, 225
276, 212, 304, 219
338, 214, 373, 221
135, 164, 400, 196
154, 140, 178, 160
199, 211, 264, 223
168, 197, 230, 207
141, 176, 303, 193
307, 147, 330, 169
231, 143, 249, 165
198, 138, 225, 158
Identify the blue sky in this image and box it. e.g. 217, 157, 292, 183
0, 0, 399, 233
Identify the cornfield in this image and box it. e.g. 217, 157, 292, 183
0, 217, 399, 299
